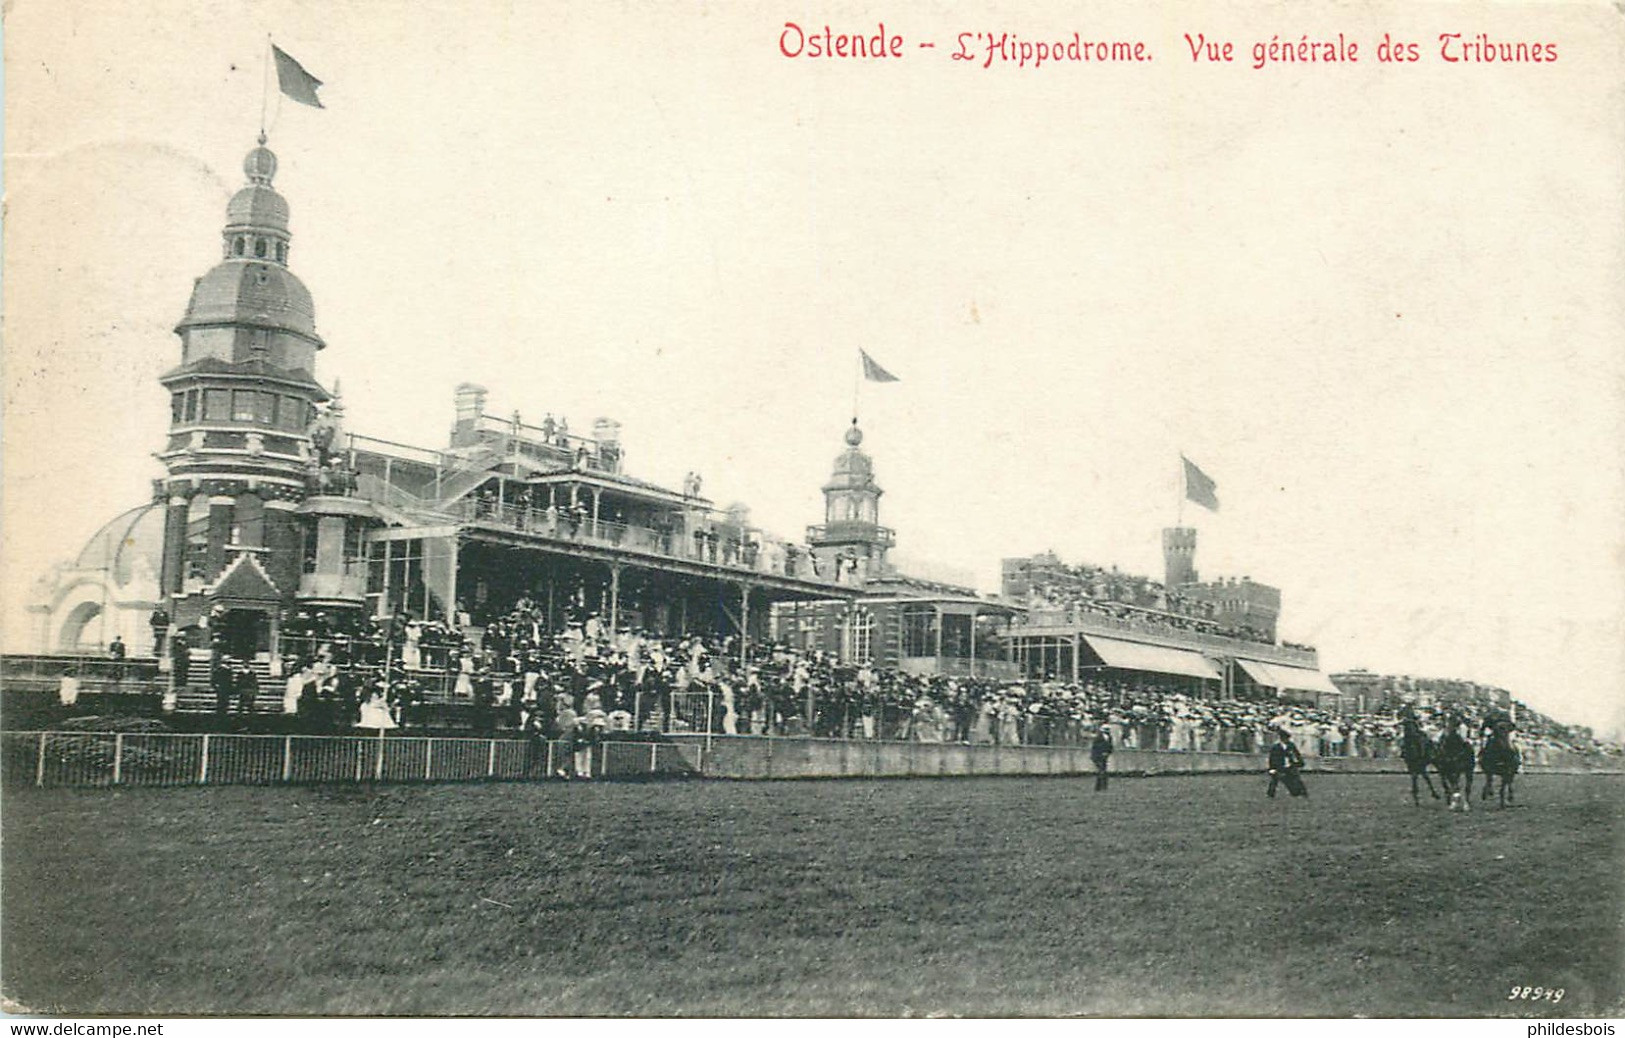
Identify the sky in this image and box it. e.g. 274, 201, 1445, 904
4, 1, 1622, 737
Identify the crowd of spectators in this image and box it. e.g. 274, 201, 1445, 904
1018, 561, 1277, 645
245, 600, 1624, 765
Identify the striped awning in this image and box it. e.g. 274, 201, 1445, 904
1081, 635, 1221, 681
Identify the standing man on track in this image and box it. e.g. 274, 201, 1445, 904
1091, 720, 1114, 792
1266, 727, 1308, 799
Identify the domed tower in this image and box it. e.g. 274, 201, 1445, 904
806, 419, 895, 578
155, 139, 359, 657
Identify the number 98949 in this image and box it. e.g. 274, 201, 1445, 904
1507, 986, 1564, 1003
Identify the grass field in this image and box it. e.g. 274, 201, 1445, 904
3, 773, 1621, 1017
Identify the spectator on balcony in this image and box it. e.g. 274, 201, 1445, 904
149, 608, 170, 657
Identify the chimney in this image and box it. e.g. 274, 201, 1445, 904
451, 383, 488, 447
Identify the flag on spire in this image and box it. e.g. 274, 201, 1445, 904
860, 349, 900, 383
1182, 455, 1219, 511
273, 44, 325, 108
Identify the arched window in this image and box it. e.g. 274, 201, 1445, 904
255, 239, 268, 258
276, 241, 287, 263
234, 237, 245, 256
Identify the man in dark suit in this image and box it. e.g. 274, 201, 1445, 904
1267, 727, 1308, 799
1090, 722, 1114, 792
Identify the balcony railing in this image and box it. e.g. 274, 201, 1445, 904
297, 568, 370, 602
455, 500, 854, 586
806, 522, 896, 548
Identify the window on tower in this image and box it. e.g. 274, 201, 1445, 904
255, 239, 268, 259
276, 242, 287, 263
234, 237, 245, 257
203, 389, 231, 421
274, 396, 297, 431
254, 392, 276, 426
184, 497, 210, 581
184, 390, 199, 422
171, 394, 185, 424
232, 390, 258, 422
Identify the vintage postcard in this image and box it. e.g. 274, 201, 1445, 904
3, 0, 1622, 1025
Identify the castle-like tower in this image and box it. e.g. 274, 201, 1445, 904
155, 140, 373, 658
1162, 526, 1198, 588
806, 419, 895, 579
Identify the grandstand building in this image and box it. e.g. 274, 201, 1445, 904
24, 138, 1007, 681
22, 135, 1336, 700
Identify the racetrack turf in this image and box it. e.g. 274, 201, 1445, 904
3, 773, 1620, 1016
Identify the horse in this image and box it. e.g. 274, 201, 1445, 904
1398, 716, 1440, 805
1479, 722, 1521, 807
1432, 717, 1477, 812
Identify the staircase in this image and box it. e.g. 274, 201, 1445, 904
171, 652, 277, 714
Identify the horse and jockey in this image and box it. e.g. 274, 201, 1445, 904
1479, 715, 1521, 806
1397, 708, 1521, 810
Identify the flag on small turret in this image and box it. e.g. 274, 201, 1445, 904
273, 45, 325, 108
1182, 455, 1219, 511
860, 349, 900, 383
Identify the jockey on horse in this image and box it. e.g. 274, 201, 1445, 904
1398, 711, 1440, 805
1479, 714, 1522, 806
1432, 712, 1477, 812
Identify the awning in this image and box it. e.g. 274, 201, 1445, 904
1235, 657, 1341, 695
1081, 635, 1221, 681
1233, 658, 1277, 687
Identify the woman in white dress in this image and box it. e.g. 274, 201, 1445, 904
401, 623, 422, 670
453, 652, 474, 698
283, 665, 308, 715
720, 681, 738, 735
970, 699, 995, 744
356, 689, 397, 730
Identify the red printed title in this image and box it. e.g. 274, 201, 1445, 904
776, 22, 1560, 68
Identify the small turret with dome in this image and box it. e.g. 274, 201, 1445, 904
173, 136, 325, 366
806, 418, 895, 578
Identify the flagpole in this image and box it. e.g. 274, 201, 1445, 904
260, 35, 272, 141
1176, 455, 1185, 527
852, 350, 861, 423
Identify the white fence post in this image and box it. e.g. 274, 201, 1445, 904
544, 740, 553, 777
650, 742, 658, 771
199, 733, 211, 784
354, 741, 364, 782
487, 739, 496, 778
35, 732, 46, 787
425, 738, 433, 781
112, 733, 124, 785
374, 728, 386, 781
282, 736, 293, 783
